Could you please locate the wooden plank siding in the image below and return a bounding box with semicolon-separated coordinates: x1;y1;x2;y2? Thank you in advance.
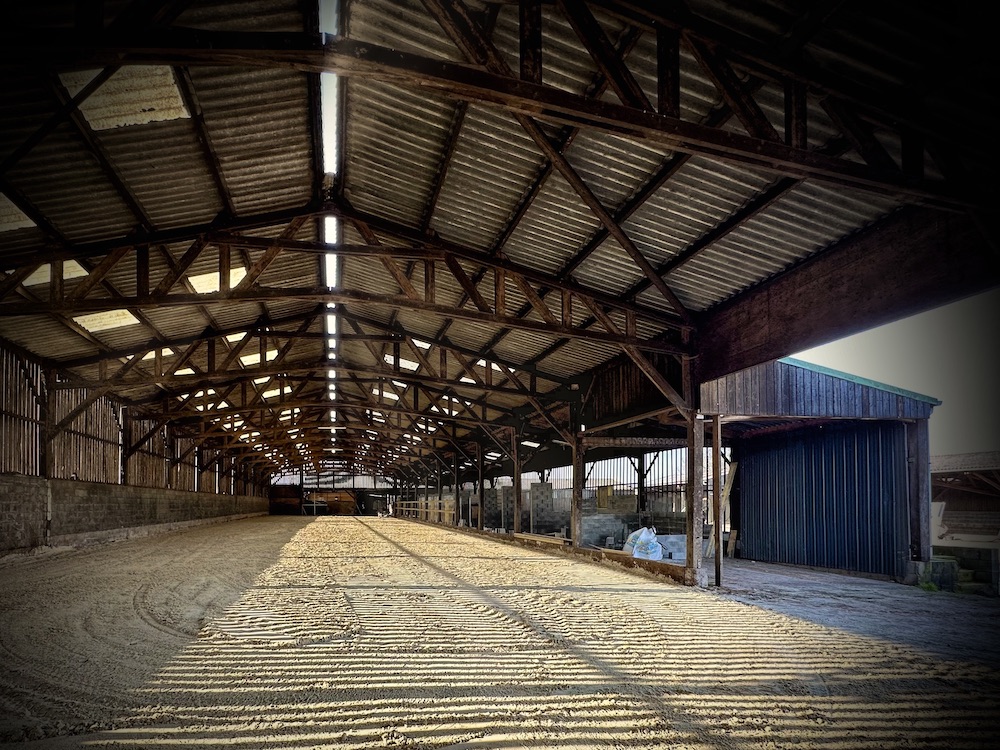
49;387;121;482
700;358;938;420
590;352;683;424
0;342;269;496
173;437;199;492
0;348;43;476
126;417;168;489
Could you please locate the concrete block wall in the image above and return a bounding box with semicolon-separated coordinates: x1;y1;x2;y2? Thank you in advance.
527;482;570;535
0;474;47;551
940;510;1000;536
482;487;498;527
483;487;514;531
652;511;687;535
582;513;639;549
0;474;268;553
605;494;638;513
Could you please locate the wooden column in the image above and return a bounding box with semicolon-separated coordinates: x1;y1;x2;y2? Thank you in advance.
711;413;723;587
685;415;706;586
477;442;485;530
512;428;523;534
437;462;443;524
453;452;460;525
571;434;584;547
637;451;646;513
424;471;431;521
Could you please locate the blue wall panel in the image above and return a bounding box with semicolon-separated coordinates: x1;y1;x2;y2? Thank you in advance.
739;422;910;578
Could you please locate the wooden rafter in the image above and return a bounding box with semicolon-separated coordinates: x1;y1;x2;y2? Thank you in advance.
1;29;973;210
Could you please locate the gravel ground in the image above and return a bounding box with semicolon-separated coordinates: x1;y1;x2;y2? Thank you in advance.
1;515;998;749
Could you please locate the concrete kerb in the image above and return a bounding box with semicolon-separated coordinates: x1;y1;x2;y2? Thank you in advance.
395;516;705;587
48;512;270;549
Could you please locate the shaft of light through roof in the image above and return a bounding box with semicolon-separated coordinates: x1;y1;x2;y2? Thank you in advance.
320;0;342;453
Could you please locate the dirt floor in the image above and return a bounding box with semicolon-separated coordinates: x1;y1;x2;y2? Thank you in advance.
1;515;998;749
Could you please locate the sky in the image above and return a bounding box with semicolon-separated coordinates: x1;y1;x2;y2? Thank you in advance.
792;286;1000;457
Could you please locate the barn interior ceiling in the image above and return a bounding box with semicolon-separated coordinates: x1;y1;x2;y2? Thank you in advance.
0;0;997;483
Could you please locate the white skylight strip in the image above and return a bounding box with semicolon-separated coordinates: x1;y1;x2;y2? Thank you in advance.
140;347;174;361
384;354;419;371
239;349;278;366
17;260;88;286
59;66;190;130
188;267;247;294
0;194;35;233
73;309;141;333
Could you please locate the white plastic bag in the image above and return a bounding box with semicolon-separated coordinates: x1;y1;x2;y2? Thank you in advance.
632;527;663;560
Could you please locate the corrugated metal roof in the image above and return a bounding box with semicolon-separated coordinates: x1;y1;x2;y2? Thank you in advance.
0;0;992;480
931;452;1000;474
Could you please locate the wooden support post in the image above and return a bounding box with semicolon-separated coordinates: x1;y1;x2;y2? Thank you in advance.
219;244;231;293
494;268;505;316
49;259;63;304
136;246;149;298
453;451;460;525
571;434;584;547
424;259;435;304
437;462;443;524
512;427;523;534
477;442;485;530
711;413;723;587
424;471;430;521
685;414;706;586
637;450;646;513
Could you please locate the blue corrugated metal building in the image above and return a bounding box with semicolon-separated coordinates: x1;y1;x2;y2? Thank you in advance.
701;358;940;580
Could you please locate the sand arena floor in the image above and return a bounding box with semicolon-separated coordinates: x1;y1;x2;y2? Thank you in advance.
1;515;998;749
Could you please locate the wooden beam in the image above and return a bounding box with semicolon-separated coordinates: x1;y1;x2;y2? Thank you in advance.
5;29;972;209
519;0;542;84
3;284;685;354
557;0;650;109
696;207;999;381
686;38;781;142
657;26;680;118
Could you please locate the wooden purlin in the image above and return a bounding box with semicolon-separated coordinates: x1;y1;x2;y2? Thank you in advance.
1;27;974;210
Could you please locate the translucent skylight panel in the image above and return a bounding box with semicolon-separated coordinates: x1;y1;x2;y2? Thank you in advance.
73;309;140;332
